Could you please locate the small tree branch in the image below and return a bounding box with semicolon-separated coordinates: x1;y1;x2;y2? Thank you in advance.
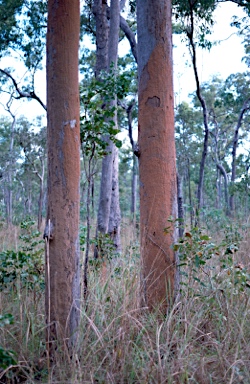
0;68;47;111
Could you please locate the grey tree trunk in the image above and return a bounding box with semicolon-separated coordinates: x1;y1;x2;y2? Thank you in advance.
96;0;121;252
93;0;109;75
186;2;209;219
6;116;15;227
108;145;121;251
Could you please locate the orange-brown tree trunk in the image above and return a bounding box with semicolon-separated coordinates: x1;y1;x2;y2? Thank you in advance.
45;0;81;349
137;0;178;313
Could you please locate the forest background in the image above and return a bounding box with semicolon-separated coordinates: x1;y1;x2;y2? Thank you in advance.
0;0;250;383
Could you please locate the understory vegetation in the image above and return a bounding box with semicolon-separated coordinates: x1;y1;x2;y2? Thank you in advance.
1;217;250;383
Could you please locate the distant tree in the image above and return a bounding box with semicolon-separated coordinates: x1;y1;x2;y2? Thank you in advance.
94;0;122;255
17;122;47;230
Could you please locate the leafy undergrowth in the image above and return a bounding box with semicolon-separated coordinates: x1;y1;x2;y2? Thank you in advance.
0;219;250;383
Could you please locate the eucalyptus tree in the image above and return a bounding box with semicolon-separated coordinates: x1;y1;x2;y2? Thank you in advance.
45;0;81;352
219;72;250;214
137;0;178;313
96;0;121;252
173;0;216;218
176;74;250;220
175;101;203;225
93;0;138;255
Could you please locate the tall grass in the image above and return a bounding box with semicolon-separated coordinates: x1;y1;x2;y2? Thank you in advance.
1;219;250;383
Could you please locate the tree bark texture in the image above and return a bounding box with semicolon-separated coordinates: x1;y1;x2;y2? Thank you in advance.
46;0;80;348
93;0;109;76
137;0;178;313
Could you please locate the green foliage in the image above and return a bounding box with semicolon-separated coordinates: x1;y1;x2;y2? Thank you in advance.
92;232;117;263
173;0;216;49
175;223;250;296
0;218;44;291
0;0;24;54
80;69;125;158
128;0;136;14
0;314;17;369
20;0;47;70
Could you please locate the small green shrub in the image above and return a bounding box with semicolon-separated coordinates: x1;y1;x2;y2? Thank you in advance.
0;218;44;291
175;224;250;296
0;314;17;370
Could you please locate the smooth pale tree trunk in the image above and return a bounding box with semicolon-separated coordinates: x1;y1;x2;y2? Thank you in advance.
45;0;80;350
126;100;138;222
95;0;121;252
108;145;121;249
216;163;229;213
6;116;15;227
106;0;121;251
137;0;178;313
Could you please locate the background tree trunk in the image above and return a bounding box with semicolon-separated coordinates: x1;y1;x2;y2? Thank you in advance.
6;116;15;227
45;0;81;350
96;0;121;252
230;98;250;214
137;0;178;313
187;8;209;217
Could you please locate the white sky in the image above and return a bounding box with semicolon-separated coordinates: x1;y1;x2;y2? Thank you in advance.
0;1;248;122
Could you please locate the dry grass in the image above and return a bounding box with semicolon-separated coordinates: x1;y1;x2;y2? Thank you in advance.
1;220;250;383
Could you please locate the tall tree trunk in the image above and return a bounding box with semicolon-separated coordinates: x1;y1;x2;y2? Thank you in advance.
125;100;138;222
216;163;229;213
45;0;80;351
186;2;209;217
96;0;121;251
137;0;178;313
6;116;15;227
93;0;109;76
108;145;121;250
230;98;250;214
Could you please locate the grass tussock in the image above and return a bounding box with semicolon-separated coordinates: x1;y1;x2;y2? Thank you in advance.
1;219;250;383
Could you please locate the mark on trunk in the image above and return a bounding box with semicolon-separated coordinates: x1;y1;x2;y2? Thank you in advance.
146;96;160;107
63;119;77;128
